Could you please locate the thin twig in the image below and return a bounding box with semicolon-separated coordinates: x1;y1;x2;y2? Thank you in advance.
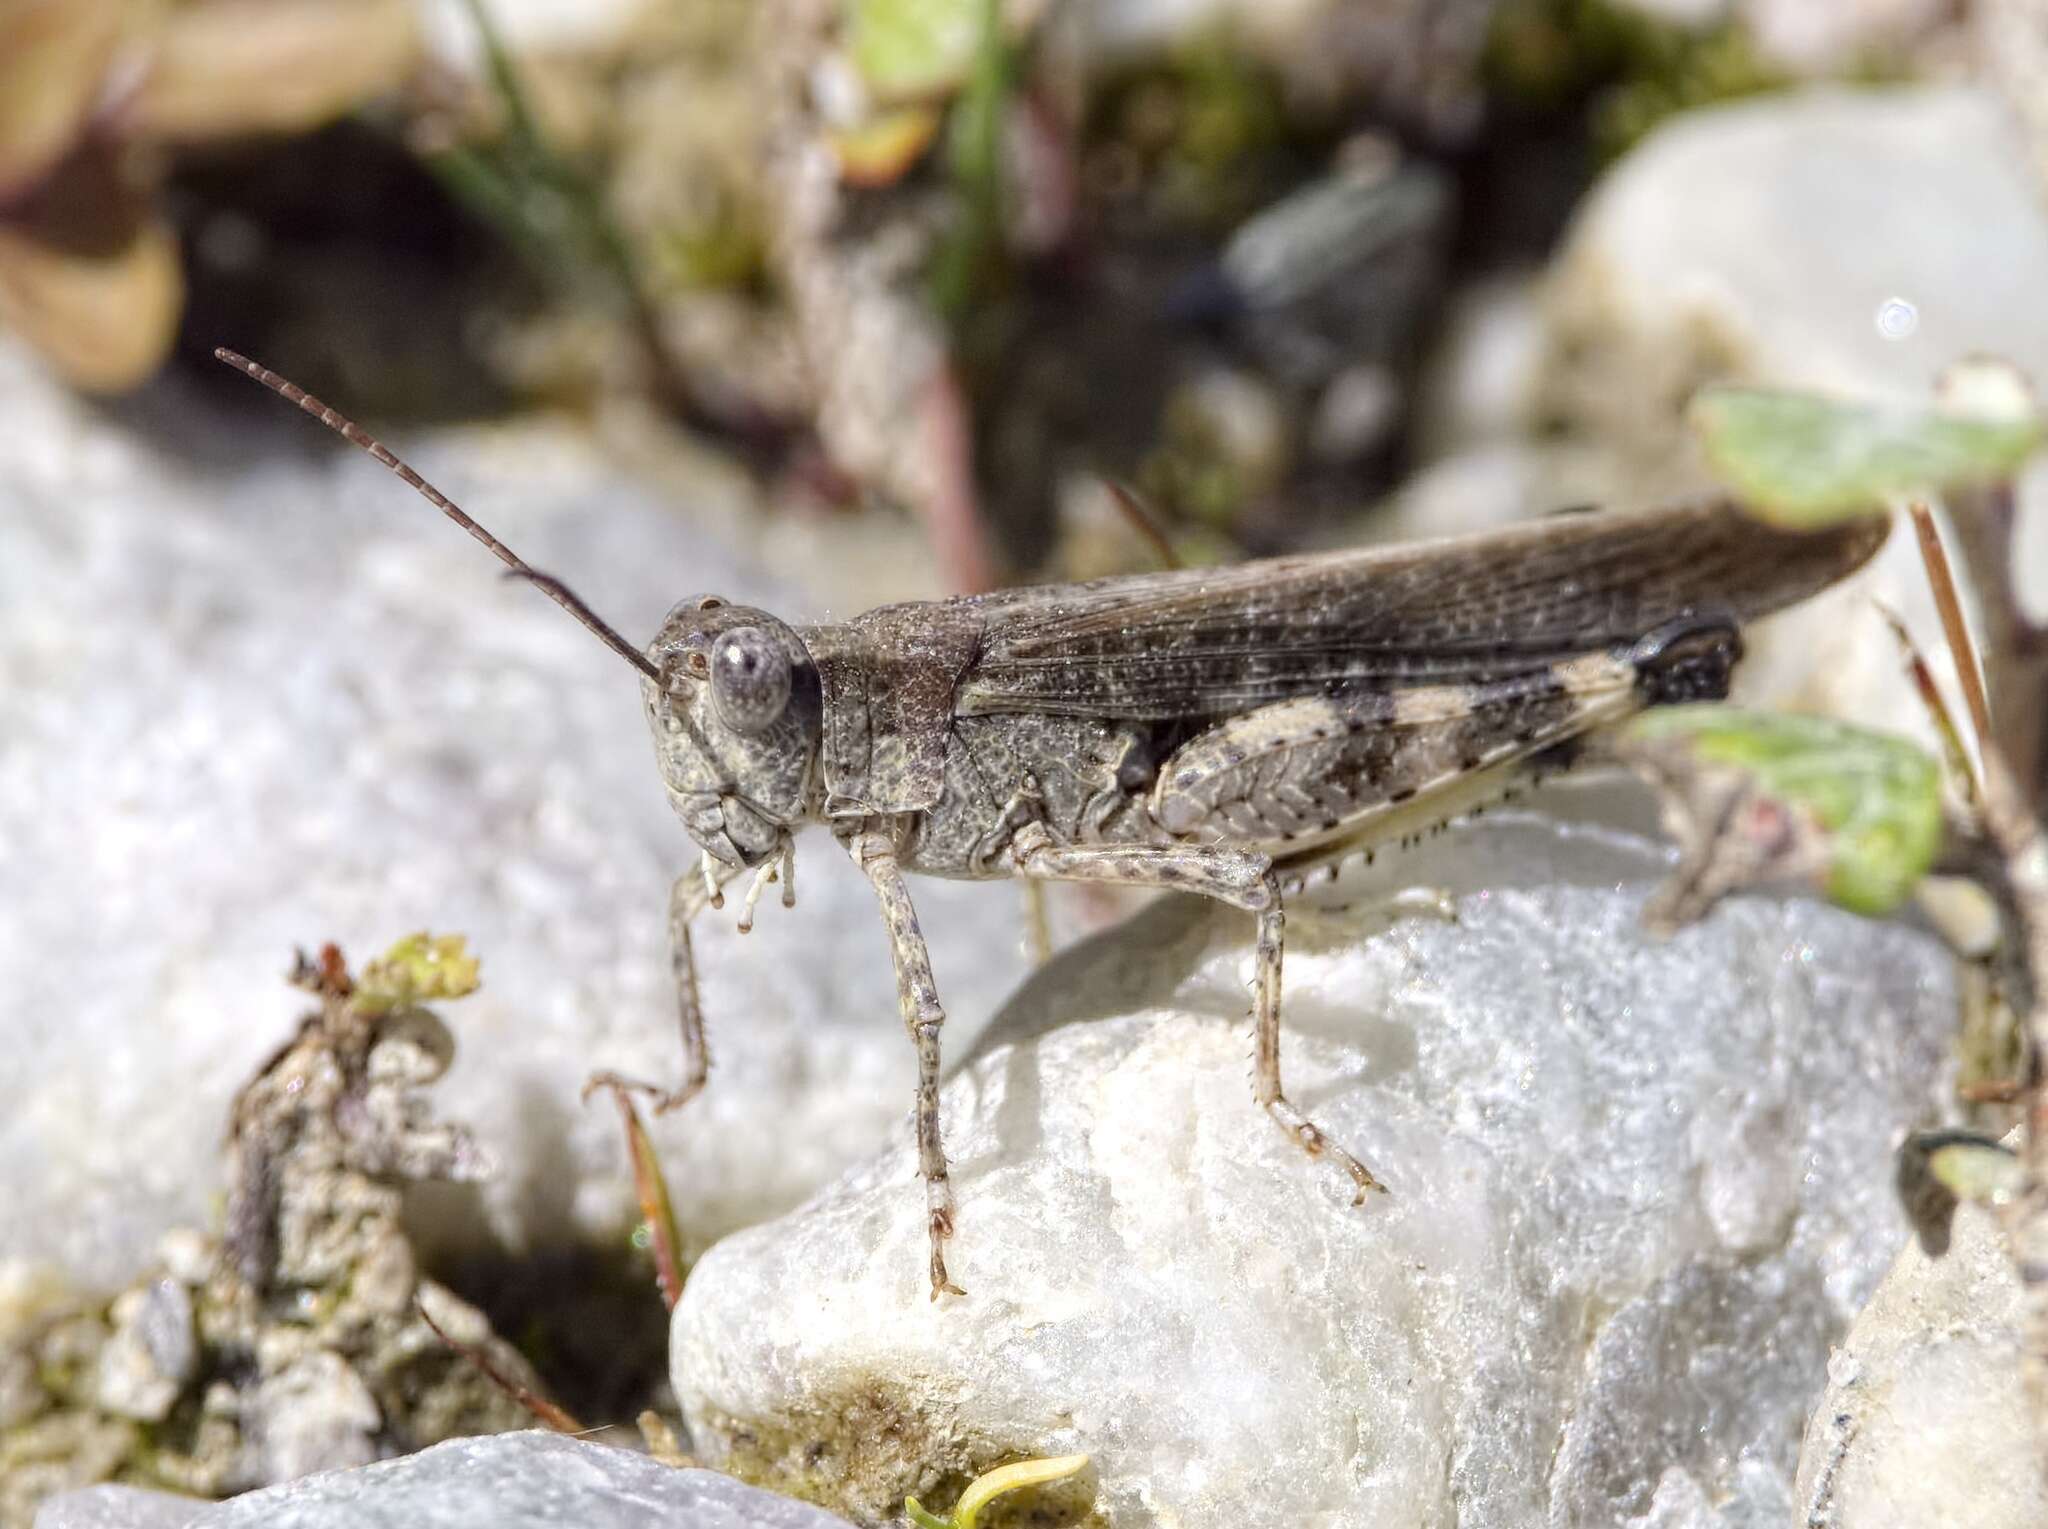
416;1300;587;1435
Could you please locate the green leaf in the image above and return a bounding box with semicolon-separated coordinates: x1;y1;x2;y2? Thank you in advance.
1689;366;2044;527
849;0;982;103
1619;707;1945;920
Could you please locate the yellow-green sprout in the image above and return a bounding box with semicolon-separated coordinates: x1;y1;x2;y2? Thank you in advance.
355;932;481;1014
904;1453;1091;1529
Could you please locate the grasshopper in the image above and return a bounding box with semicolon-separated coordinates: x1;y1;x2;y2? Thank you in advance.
217;348;1887;1299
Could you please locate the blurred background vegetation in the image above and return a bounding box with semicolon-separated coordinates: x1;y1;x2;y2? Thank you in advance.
0;0;2002;593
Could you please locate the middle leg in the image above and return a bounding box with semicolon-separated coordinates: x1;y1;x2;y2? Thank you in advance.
845;819;967;1301
1009;825;1386;1202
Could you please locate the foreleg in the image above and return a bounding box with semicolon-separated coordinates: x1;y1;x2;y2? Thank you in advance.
584;854;742;1113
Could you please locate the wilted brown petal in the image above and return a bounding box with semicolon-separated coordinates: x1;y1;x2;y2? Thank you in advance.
0;163;182;392
0;0;128;201
126;0;422;145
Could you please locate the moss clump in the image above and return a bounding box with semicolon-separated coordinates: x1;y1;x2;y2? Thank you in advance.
702;1382;1102;1528
1486;0;1792;157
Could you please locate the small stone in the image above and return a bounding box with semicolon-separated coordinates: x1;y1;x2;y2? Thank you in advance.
155;1231;215;1290
247;1351;381;1485
94;1280;196;1423
1307;364;1401;464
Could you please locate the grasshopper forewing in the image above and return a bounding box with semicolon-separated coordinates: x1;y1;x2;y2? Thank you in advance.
218;347;1888;1299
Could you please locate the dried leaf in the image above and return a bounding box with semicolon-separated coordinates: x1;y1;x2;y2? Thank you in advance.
0;0;126;199
1616;706;1944;928
128;0;422;144
599;1080;686;1312
1690;366;2045;528
829;105;943;187
0;183;181;393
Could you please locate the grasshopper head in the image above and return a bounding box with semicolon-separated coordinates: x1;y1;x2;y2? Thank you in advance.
643;596;821;869
210;350;823;876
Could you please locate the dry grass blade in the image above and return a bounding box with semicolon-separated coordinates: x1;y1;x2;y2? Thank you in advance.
1910;502;1994;760
1874;599;1977;804
1103;480;1182;571
597;1079;687;1311
416;1301;587;1435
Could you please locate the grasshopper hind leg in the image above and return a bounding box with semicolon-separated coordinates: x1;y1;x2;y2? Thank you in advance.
1007;825;1387;1205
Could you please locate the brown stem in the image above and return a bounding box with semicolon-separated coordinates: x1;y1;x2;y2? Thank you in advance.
1943;482;2048;805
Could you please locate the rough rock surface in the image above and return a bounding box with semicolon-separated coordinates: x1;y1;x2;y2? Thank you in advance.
1794;1197;2048;1527
32;1486;199;1529
34;1432;857;1529
672;796;1960;1527
0;341;1025;1291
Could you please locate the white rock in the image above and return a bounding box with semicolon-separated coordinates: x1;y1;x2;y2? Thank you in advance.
1546;87;2048;432
672;795;1959;1527
32;1484;203;1529
33;1431;857;1529
1794;1197;2048;1526
1539;85;2048;750
0;342;1026;1291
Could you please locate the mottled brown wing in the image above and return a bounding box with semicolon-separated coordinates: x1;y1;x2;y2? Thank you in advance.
953;501;1886;720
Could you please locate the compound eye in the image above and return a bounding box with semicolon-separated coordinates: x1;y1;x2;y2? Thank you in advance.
708;626;791;733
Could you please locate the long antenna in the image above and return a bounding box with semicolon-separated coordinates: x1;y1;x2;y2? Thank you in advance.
214;347;662;685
